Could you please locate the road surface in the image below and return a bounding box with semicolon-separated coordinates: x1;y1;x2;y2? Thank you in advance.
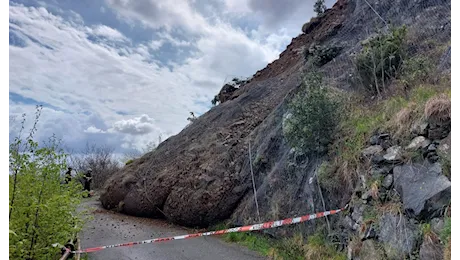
79;197;265;260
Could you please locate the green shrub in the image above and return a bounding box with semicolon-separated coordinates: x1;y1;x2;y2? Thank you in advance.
125;159;134;165
400;56;434;86
355;26;407;95
283;72;341;154
441;217;451;244
306;45;343;67
9;107;85;259
317;161;340;193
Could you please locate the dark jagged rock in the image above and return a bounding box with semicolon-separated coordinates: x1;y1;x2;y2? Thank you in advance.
393;162;450;219
378;213;418;259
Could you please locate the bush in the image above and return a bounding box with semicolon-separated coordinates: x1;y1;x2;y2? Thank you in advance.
317;161;340;193
283;72;341;154
355;26;407;95
9;107;85;259
400;56;434;87
305;44;342;67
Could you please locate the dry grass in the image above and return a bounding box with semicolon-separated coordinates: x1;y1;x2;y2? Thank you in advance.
377;201;403;215
388;102;417;139
444;237;451;260
348;235;363;257
369;180;380;200
424;93;451;125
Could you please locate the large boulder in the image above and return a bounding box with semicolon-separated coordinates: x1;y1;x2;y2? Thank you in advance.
393;162;451;218
378;213;419;259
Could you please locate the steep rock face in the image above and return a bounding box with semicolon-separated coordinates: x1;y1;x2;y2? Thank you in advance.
100;0;350;227
229;0;450;228
100;0;450;228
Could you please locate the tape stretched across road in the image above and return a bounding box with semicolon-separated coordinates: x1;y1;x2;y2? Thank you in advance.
70;205;347;254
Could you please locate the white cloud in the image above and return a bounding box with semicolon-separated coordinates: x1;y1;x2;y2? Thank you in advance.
148;39;164;50
223;0;251;13
91;25;127;41
110;114;157;135
105;0;208;34
9;0;312;153
157;31;191;47
84;126;106;133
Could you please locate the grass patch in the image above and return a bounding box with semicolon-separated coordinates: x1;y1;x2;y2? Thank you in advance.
363;207;378;223
223;232;275;256
440;154;451;179
330;83;449;192
212;223;346;260
441;217;451;245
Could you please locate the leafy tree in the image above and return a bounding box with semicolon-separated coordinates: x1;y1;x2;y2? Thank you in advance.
283;72;341;154
9;106;85;259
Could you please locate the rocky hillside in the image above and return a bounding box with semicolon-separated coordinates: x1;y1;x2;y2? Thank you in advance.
101;0;451;258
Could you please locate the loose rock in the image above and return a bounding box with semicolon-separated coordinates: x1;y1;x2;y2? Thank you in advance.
383;146;403;162
382;174;393;189
362;145;384;157
393;162;450;218
405;136;431;151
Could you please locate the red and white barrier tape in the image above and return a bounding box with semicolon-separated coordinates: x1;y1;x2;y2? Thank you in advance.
71;205;348;254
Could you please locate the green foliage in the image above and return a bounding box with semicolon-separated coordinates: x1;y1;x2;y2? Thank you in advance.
314;0;327;16
400;56;434;87
355;26;407;95
303;232;347;260
363;207;378;222
283;72;341;154
440;154;451;179
9;107;85;260
219;226;346;260
125;159;134;165
306;45;342;67
222;232;274;256
317;161;340;193
421;223;432;237
441;217;451;244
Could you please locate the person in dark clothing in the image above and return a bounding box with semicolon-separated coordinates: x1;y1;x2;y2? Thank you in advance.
64;167;72;184
84;169;92;192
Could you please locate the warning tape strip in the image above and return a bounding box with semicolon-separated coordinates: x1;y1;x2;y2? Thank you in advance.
70;205;347;254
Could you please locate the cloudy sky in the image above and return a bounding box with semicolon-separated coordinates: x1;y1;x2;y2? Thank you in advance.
9;0;335;154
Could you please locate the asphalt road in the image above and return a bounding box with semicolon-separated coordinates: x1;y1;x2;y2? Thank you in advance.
79;197;265;260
